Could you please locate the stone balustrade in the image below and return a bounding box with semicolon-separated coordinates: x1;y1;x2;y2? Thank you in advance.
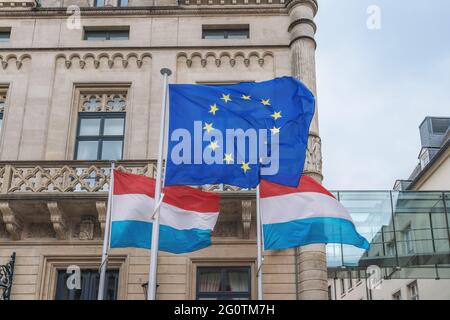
0;160;245;194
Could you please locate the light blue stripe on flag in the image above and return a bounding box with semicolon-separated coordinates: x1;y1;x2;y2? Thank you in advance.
110;220;212;254
263;217;370;250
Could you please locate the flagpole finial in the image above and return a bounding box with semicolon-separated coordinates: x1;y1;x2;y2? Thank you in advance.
160;68;172;76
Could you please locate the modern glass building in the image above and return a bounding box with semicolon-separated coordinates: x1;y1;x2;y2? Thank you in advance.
328;191;450;280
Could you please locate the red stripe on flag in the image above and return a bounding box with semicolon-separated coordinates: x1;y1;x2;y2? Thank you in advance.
113;169;155;198
260;175;335;199
163;186;220;213
113;170;220;213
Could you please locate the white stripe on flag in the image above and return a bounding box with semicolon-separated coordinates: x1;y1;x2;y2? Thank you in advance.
112;194;218;230
261;191;353;225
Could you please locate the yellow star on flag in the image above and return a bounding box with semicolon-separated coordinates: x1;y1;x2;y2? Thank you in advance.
270;126;280;135
221;94;232;103
208;140;219;151
209;104;219;115
241;95;251;101
203;122;214;133
223;153;234;164
241;162;251;173
271;111;282;120
261;99;271;106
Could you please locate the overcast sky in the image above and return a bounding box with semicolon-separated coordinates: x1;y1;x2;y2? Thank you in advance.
315;0;450;190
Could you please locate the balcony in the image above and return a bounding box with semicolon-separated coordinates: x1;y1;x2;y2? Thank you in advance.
0;160;255;242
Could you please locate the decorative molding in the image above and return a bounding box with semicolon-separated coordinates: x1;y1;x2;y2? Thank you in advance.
0;201;23;240
55;52;151;70
177;51;274;69
79;215;95;240
47;201;69;240
0;54;31;71
0;1;36;8
288;18;317;33
0;161;157;194
241;200;253;239
79;92;127;112
96;201;107;238
304;134;322;175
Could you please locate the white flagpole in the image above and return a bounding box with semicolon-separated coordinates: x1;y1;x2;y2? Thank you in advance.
256;184;264;300
147;68;172;300
98;161;115;300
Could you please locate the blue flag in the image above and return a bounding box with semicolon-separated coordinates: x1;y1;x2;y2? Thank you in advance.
165;76;315;188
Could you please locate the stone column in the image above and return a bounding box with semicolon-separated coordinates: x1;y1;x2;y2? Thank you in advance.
288;0;328;300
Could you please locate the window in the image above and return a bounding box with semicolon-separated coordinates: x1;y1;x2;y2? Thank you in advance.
118;0;129;6
75;92;127;161
202;25;249;39
407;281;419;300
392;290;402;300
75;113;125;160
84;27;129;40
94;0;105;7
55;269;119;300
0;29;11;42
196;267;251;300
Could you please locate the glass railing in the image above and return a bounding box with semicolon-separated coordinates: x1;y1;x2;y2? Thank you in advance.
327;191;450;275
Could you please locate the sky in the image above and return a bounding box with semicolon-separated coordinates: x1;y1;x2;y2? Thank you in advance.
315;0;450;190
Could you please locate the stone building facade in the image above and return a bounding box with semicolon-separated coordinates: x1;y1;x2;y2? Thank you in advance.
0;0;325;300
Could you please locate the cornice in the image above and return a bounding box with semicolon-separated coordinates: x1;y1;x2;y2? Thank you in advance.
0;44;290;52
289;35;317;49
288;17;317;33
0;5;290;18
286;0;318;16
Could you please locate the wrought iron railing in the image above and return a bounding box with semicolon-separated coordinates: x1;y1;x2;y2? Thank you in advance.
0;252;16;300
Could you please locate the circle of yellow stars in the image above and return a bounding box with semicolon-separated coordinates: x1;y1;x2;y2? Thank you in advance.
202;92;282;174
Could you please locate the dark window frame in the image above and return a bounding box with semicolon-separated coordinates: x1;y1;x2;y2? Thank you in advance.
75;112;125;161
0;29;11;42
55;268;119;300
196;266;251;300
83;28;130;41
202;25;250;39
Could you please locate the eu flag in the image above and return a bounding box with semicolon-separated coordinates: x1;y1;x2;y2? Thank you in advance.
165;77;315;188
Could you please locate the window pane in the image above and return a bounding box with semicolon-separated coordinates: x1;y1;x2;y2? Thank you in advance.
55;269;118;300
95;0;105;7
109;31;129;40
85;31;108;41
79;118;101;136
101;140;123;160
226;270;249;292
198;270;222;293
76;141;99;160
203;30;226;39
0;31;11;42
104;118;124;136
227;29;249;39
118;0;129;6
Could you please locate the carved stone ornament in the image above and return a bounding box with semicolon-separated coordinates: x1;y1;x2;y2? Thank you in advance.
304;135;322;174
48;201;69;240
96;201;107;238
0;202;23;240
79;215;95;240
241;200;252;239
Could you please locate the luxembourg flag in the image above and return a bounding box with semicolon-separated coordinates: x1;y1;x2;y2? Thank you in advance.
110;170;220;254
260;176;369;250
